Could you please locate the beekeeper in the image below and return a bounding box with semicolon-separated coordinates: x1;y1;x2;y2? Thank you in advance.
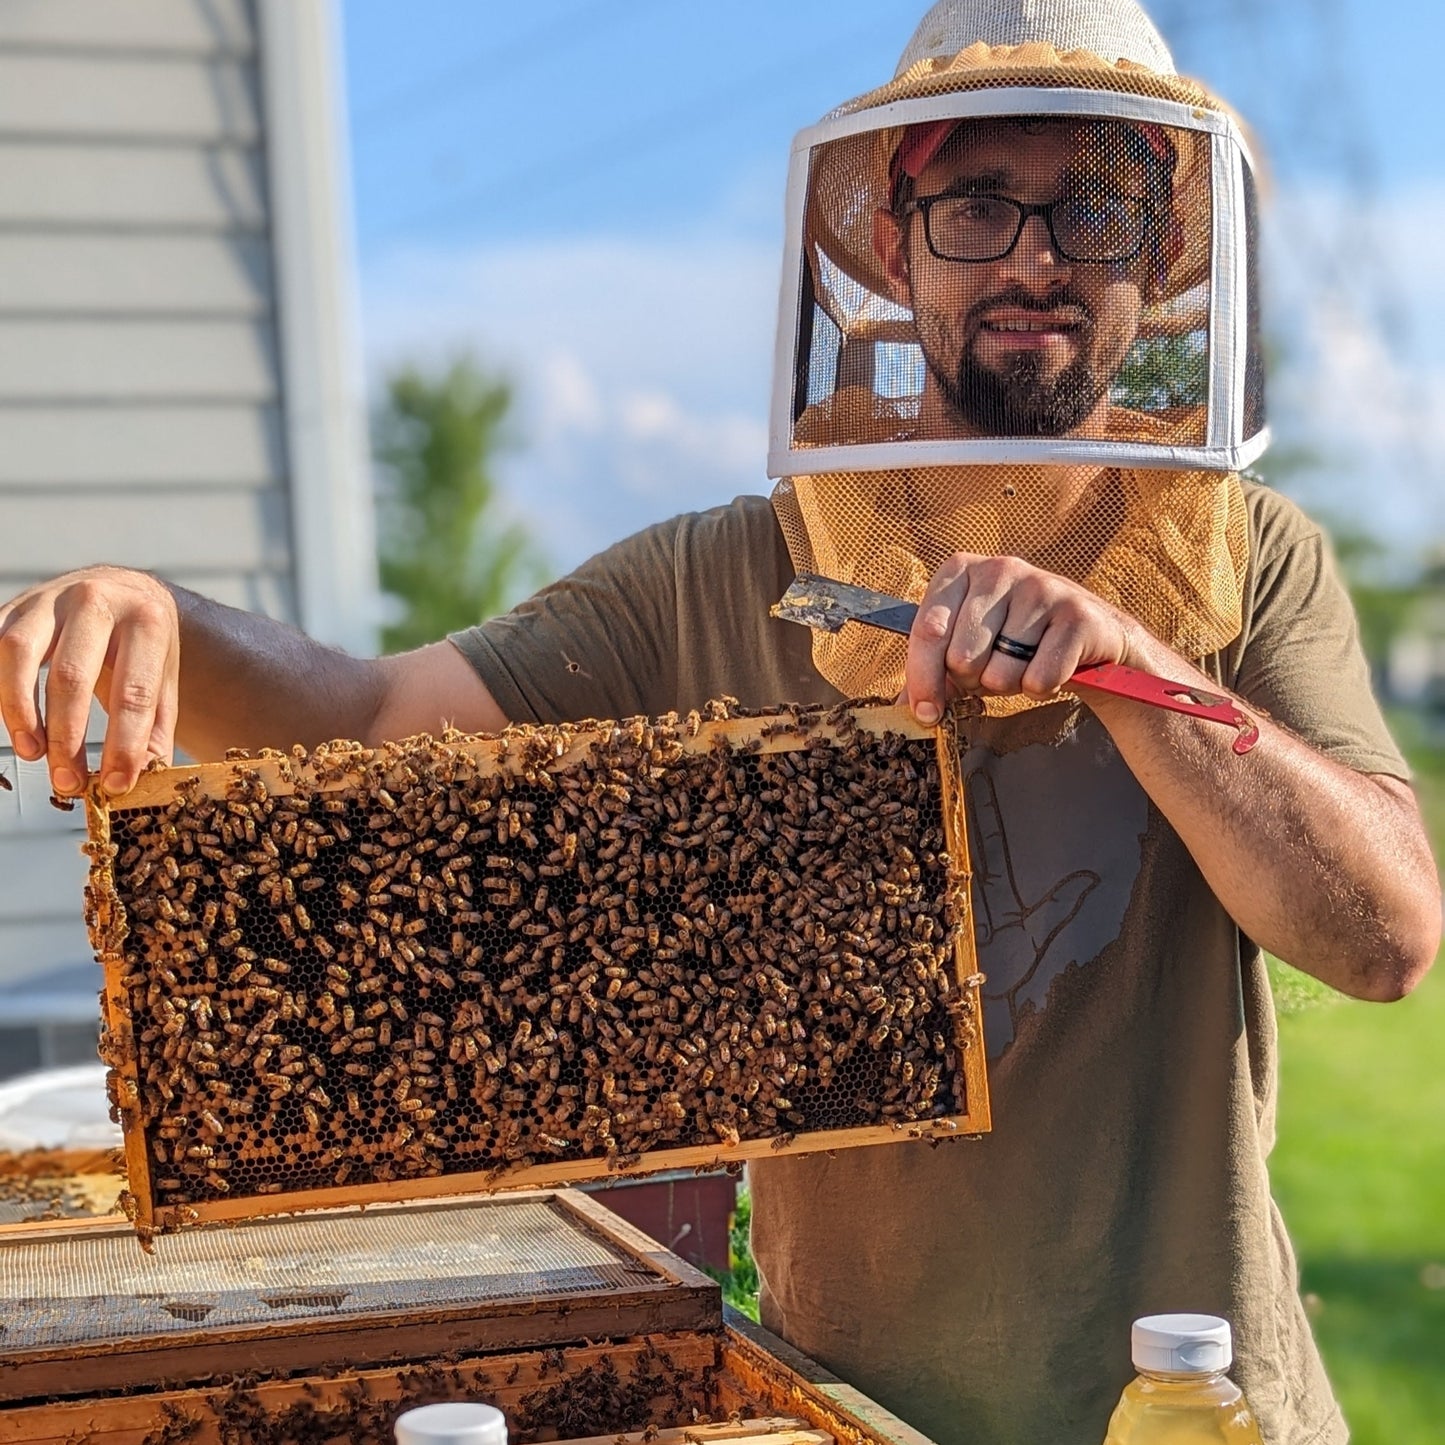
0;1;1435;1442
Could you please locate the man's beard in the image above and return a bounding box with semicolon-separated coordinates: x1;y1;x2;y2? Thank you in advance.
945;347;1102;435
924;289;1109;436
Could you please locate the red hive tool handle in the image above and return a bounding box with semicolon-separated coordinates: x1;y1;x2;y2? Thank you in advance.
1070;662;1260;754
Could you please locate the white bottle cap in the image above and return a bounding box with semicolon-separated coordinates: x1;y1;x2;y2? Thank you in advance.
1131;1314;1233;1374
394;1402;508;1445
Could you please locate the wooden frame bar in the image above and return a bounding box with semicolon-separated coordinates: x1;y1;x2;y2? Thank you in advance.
719;1311;937;1445
98;707;933;811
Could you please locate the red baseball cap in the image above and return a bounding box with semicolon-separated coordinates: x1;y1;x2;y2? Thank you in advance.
888;117;1176;196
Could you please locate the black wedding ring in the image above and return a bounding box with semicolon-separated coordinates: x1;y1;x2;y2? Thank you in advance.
992;634;1039;662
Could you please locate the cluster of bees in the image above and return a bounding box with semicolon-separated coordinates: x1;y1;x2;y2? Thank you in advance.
92;703;975;1207
0;1167;94;1221
510;1344;706;1442
151;1342;706;1445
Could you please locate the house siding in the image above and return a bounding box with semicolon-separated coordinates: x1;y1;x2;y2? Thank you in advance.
0;0;305;1055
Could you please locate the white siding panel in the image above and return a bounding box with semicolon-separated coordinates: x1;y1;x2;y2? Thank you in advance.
0;404;284;486
0;234;271;315
0;55;259;143
0;319;278;400
0;486;291;574
0;568;296;623
0;692;119;753
0;759;18;833
0;0;255;55
0;756;90;836
0;143;265;228
0;0;330;1006
167;568;297;619
0;835;88;924
0;920;95;987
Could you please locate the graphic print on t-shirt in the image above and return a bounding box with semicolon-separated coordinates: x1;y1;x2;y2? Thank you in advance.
964;720;1149;1057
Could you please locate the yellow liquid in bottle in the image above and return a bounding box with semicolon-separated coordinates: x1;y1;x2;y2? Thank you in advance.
1102;1371;1266;1445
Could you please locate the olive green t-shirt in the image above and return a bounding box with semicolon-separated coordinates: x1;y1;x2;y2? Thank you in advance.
451;482;1405;1445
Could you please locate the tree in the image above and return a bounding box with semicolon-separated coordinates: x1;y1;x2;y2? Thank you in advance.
1110;330;1208;412
1316;521;1424;681
372;356;548;654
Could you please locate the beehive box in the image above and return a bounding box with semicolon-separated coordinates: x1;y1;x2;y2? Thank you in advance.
0;1329;928;1445
85;701;988;1238
0;1191;720;1402
0;1190;934;1445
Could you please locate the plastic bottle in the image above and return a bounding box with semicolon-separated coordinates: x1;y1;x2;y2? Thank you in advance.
394;1402;508;1445
1102;1314;1266;1444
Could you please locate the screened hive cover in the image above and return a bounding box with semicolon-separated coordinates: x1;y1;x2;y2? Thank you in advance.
0;1192;720;1399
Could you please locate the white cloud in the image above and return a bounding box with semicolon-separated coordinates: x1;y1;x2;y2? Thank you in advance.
361;231;781;579
1261;182;1445;542
539;351;604;434
618;392;680;441
360;180;1445;588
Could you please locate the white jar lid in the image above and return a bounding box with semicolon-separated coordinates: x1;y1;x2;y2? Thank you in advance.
1131;1314;1233;1373
394;1402;508;1445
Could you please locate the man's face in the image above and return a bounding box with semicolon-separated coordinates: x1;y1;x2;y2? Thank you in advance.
875;120;1154;437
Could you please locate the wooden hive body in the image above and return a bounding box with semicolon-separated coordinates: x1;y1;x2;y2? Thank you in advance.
0;1190;936;1445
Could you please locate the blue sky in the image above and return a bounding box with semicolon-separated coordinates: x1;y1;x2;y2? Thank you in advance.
342;0;1445;578
344;0;1445;251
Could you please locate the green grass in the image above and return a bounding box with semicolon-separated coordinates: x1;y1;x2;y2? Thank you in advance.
1267;953;1343;1016
1272;974;1445;1443
708;1184;760;1321
1268;714;1445;1444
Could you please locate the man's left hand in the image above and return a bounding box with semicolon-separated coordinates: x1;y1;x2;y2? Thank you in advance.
905;551;1140;723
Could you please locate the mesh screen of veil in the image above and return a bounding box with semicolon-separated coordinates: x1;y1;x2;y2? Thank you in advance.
768;72;1264;707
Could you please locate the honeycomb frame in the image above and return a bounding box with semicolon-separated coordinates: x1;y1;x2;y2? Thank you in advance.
85;701;989;1237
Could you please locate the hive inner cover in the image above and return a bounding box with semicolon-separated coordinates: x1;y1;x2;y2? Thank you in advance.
0;1195;676;1353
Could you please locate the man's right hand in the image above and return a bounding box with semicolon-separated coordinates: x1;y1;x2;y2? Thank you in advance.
0;566;179;800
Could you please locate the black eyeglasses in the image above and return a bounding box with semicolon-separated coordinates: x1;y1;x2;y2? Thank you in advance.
900;191;1152;264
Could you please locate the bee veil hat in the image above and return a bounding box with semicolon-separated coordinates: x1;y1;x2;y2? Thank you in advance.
769;0;1266;708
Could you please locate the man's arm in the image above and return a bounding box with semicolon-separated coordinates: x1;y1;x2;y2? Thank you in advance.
0;566;508;797
1084;639;1438;1001
904;552;1441;1002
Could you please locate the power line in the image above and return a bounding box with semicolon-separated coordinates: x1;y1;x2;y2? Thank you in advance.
352;0;664;134
371;14;904;241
